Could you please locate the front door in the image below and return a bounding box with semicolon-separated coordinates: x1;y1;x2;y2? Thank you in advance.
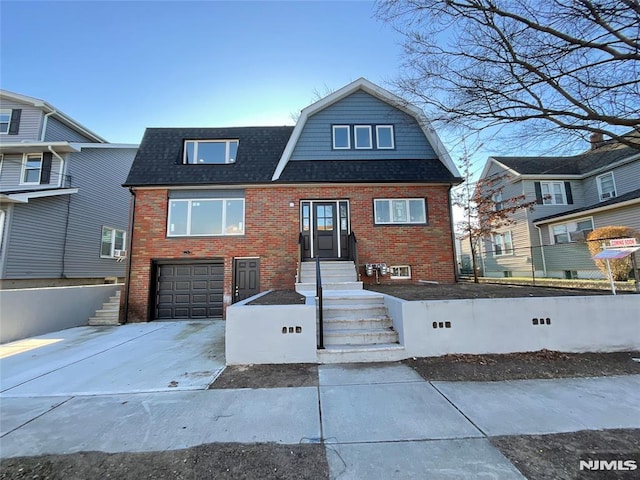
314;202;338;258
233;258;260;303
301;200;350;260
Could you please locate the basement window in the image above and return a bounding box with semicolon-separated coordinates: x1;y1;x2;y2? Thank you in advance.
390;265;411;279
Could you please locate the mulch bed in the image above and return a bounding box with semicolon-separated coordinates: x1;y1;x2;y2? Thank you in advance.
210;364;318;389
247;290;306;305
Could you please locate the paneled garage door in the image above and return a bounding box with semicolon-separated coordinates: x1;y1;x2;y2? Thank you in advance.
155;262;224;319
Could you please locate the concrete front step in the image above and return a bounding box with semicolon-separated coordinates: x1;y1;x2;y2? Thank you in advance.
322;294;384;306
324;328;398;346
295;281;363;293
300;274;356;284
88;316;120;326
323;305;388;320
317;344;407;364
324;316;393;330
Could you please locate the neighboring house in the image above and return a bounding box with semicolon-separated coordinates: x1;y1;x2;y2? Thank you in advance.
0;90;137;288
472;134;640;279
122;78;462;322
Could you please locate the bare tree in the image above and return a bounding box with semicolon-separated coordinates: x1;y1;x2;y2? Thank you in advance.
377;0;640;150
454;148;537;282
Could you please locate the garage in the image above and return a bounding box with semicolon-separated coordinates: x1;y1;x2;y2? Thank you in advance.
154;261;224;319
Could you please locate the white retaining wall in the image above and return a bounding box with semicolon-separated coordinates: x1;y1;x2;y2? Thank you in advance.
0;284;120;344
225;296;317;365
384;295;640;357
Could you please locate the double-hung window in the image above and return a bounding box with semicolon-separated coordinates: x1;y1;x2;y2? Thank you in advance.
0;109;11;134
22;153;43;184
374;198;427;225
540;181;566;205
101;227;126;258
551;218;593;244
184;140;238;164
493;231;513;256
168;198;245;236
596;172;616;201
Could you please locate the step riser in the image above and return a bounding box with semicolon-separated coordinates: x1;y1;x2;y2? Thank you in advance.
318;349;407;364
300;276;356;283
324;318;393;330
322;297;383;306
88;318;120;326
324;307;387;320
94;310;120;317
324;334;399;346
295;282;363;293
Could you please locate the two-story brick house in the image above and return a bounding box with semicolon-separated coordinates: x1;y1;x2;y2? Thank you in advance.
474;134;640;279
122;78;462;322
0;90;137;288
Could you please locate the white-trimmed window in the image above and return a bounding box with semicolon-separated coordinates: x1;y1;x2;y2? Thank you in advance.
540;181;566;205
493;231;513;256
101;226;126;258
390;265;411;279
551;218;593;244
0;109;11;134
492;191;504;211
332;125;350;149
376;125;394;149
184;140;238;164
21;153;43;184
168;198;245;236
354;125;372;149
596;172;616;201
374;198;427;225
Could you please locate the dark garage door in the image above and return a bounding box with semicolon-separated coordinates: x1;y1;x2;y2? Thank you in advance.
155;262;224;319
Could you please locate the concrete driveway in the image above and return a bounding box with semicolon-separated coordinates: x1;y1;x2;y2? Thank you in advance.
0;321;225;397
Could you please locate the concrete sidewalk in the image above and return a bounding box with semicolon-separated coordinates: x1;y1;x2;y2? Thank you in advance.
1;322;639;479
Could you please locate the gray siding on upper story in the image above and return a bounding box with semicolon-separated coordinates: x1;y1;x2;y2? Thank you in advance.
592;203;640;231
524;179;586;221
0;100;43;142
0;153;66;191
61;146;136;278
44;117;96;143
581;160;640;206
2;195;67;279
1;146;136;280
290;90;436;161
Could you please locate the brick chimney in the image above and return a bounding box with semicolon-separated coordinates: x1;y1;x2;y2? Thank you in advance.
590;132;604;150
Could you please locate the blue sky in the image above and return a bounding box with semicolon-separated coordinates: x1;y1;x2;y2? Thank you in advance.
2;1;407;145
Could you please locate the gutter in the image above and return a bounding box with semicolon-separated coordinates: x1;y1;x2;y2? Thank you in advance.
47;145;66;188
41;109;56;142
122;187;136;324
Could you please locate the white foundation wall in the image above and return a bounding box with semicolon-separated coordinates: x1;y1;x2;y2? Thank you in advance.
385;295;640;357
225;303;317;365
0;284;120;344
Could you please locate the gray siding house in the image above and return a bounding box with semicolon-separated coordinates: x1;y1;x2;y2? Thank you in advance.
469;135;640;279
0;90;137;288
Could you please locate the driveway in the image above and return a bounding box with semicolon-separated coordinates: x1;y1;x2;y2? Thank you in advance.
0;320;225;397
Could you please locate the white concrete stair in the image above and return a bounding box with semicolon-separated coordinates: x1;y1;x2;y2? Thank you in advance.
296;261;361;293
88;289;121;326
317;292;404;363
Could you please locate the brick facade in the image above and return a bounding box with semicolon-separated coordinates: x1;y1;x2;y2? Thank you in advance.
123;184;456;322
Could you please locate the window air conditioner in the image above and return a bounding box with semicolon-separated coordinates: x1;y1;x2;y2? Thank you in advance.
114;249;127;258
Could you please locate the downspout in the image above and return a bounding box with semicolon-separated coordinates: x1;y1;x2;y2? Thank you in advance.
535;225;547;277
122;188;136;324
447;185;459;282
48;145;66;188
41;109;56;142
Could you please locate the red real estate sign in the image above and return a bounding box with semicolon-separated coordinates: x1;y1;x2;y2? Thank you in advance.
609;238;638;247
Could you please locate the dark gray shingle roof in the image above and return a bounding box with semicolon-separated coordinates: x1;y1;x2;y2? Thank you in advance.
534;187;640;224
493;146;638;176
124;127;461;186
124;127;294;186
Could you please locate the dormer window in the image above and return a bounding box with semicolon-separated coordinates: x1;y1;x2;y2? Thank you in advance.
354;125;372;149
332;125;350;149
184;140;238;164
596;172;616;201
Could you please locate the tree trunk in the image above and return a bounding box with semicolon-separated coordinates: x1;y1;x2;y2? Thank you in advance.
469;236;479;283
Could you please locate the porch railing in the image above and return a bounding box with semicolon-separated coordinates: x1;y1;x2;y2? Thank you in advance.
316;255;324;349
297;233;304;283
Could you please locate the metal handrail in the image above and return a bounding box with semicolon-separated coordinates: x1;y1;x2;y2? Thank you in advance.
297;233;304;283
349;232;360;280
316;255;324;349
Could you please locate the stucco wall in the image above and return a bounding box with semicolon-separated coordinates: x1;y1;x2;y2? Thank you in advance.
0;284;119;344
384;295;640;357
225;299;317;365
